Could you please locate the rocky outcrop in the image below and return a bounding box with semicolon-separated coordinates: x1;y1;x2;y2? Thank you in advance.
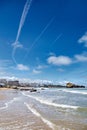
18;87;37;92
66;82;85;88
30;88;37;92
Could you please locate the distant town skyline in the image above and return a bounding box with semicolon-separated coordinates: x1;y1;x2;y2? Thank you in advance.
0;0;87;85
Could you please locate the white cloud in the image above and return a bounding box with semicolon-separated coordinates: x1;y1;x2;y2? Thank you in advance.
75;53;87;62
33;69;41;74
47;55;72;66
16;64;29;71
78;32;87;47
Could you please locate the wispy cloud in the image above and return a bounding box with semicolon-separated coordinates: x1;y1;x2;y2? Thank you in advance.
12;0;33;64
78;32;87;47
49;52;56;56
74;53;87;62
33;69;41;74
57;68;65;72
0;59;14;77
0;71;7;75
16;64;30;71
0;66;8;76
0;59;11;63
47;55;72;66
32;64;48;74
36;65;48;69
0;59;13;69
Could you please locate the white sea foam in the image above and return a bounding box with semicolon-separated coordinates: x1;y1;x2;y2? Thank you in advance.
0;97;20;110
62;89;87;95
24;102;61;130
22;92;78;109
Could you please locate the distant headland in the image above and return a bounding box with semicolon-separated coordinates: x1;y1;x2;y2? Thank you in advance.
66;82;85;88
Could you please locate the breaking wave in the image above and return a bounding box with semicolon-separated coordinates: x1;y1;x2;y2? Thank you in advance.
22;92;78;109
24;102;70;130
62;89;87;95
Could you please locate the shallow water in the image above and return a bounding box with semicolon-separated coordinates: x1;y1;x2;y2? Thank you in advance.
0;88;87;130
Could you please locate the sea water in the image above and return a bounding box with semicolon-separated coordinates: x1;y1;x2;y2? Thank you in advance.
0;88;87;130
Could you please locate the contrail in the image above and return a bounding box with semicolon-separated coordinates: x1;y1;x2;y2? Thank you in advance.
51;33;62;46
12;0;33;64
15;0;33;44
23;17;55;61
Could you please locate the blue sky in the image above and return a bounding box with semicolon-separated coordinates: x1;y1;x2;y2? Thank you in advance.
0;0;87;85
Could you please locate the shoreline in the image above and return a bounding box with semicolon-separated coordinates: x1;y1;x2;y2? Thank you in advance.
0;88;87;130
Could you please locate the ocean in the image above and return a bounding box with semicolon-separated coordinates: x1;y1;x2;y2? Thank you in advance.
0;88;87;130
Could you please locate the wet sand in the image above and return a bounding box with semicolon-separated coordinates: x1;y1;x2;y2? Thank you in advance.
0;89;52;130
0;88;7;100
0;89;87;130
0;88;12;100
0;95;5;100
